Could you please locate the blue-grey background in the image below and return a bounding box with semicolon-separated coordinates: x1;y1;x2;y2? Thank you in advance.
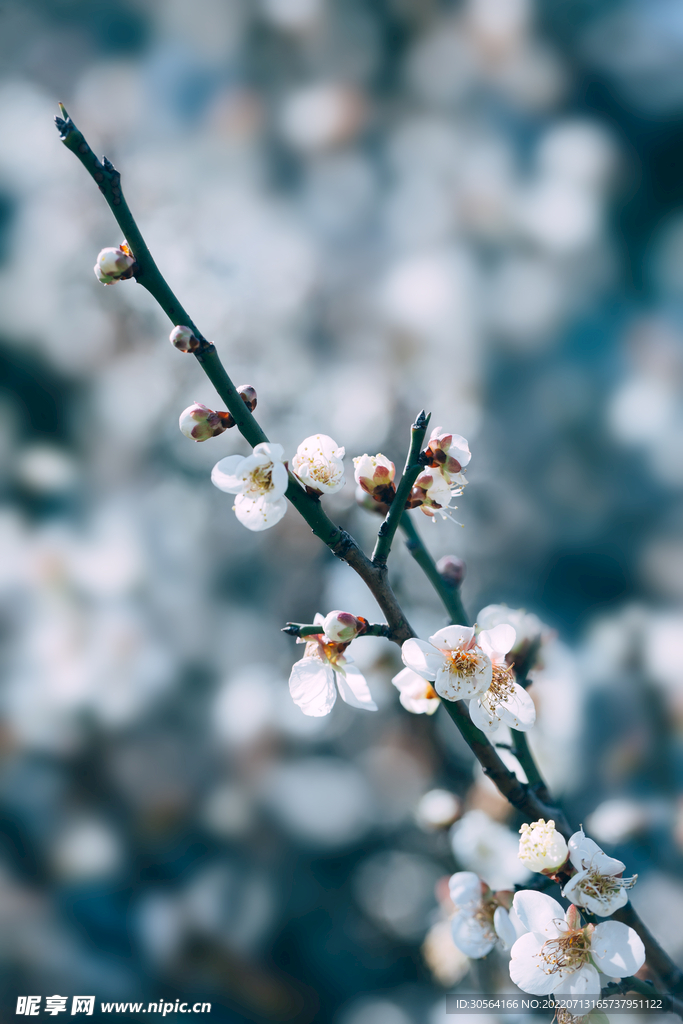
0;1;682;1021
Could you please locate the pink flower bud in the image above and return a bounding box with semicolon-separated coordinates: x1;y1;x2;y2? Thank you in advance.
322;610;364;643
94;246;135;284
179;402;230;442
436;555;466;585
352;453;396;497
170;325;200;353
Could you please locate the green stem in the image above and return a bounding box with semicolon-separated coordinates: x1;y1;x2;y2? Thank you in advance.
399;511;470;625
372;411;430;565
511;730;545;790
440;700;572;835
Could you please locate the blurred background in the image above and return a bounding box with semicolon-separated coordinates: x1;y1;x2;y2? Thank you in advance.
0;0;682;1020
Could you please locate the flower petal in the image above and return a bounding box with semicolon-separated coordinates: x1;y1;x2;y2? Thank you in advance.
497;682;536;731
401;639;441;681
553;964;601;999
451;913;497;958
288;657;336;716
233;494;287;531
591;921;645;977
469;697;499;734
448;871;482;909
494;906;517;949
335;665;377;711
270;460;289;497
509;932;559;994
211;455;246;493
429;625;475;651
568;830;625;875
392;667;440;714
254;442;285;462
512;891;565;939
478;624;516;659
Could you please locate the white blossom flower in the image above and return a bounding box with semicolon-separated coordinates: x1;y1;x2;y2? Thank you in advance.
291;434;345;494
518;819;569;873
469;624;536;734
413;467;464;522
391;666;441;715
562;829;638;917
288;614;377;717
401;625;491;701
424;427;471;484
448;871;525;958
211;443;288;531
94;246;135;284
510;891;645;999
353;453;396;496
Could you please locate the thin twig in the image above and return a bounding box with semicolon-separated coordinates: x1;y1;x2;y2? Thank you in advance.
372;411;430;565
54;106;415;646
399;511;470;625
441;700;573;834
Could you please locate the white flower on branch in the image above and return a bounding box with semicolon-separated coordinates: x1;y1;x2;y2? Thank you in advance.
288;614;377;717
413;467;464;522
94;246;135;284
518;819;569;873
468;624;536;734
179;402;230;442
509;891;645;998
291;434;345;494
211;442;288;531
424;427;471;485
400;625;491;701
391;666;441;715
448;871;525;958
561;829;638;917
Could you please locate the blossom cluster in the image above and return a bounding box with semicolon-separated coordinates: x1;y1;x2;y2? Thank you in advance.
396;617;536;734
519;819;638;916
443;822;642;1003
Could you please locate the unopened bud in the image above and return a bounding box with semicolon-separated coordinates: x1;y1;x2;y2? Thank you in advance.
179;402;231;442
355;484;389;515
437;555;466;585
518;819;569;873
322;610;364;643
170;325;200;353
94;246;135;285
353;453;395;495
237;384;257;412
220;385;258;429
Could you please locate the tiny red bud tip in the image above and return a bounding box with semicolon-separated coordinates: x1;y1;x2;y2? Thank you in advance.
436;555;466;584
